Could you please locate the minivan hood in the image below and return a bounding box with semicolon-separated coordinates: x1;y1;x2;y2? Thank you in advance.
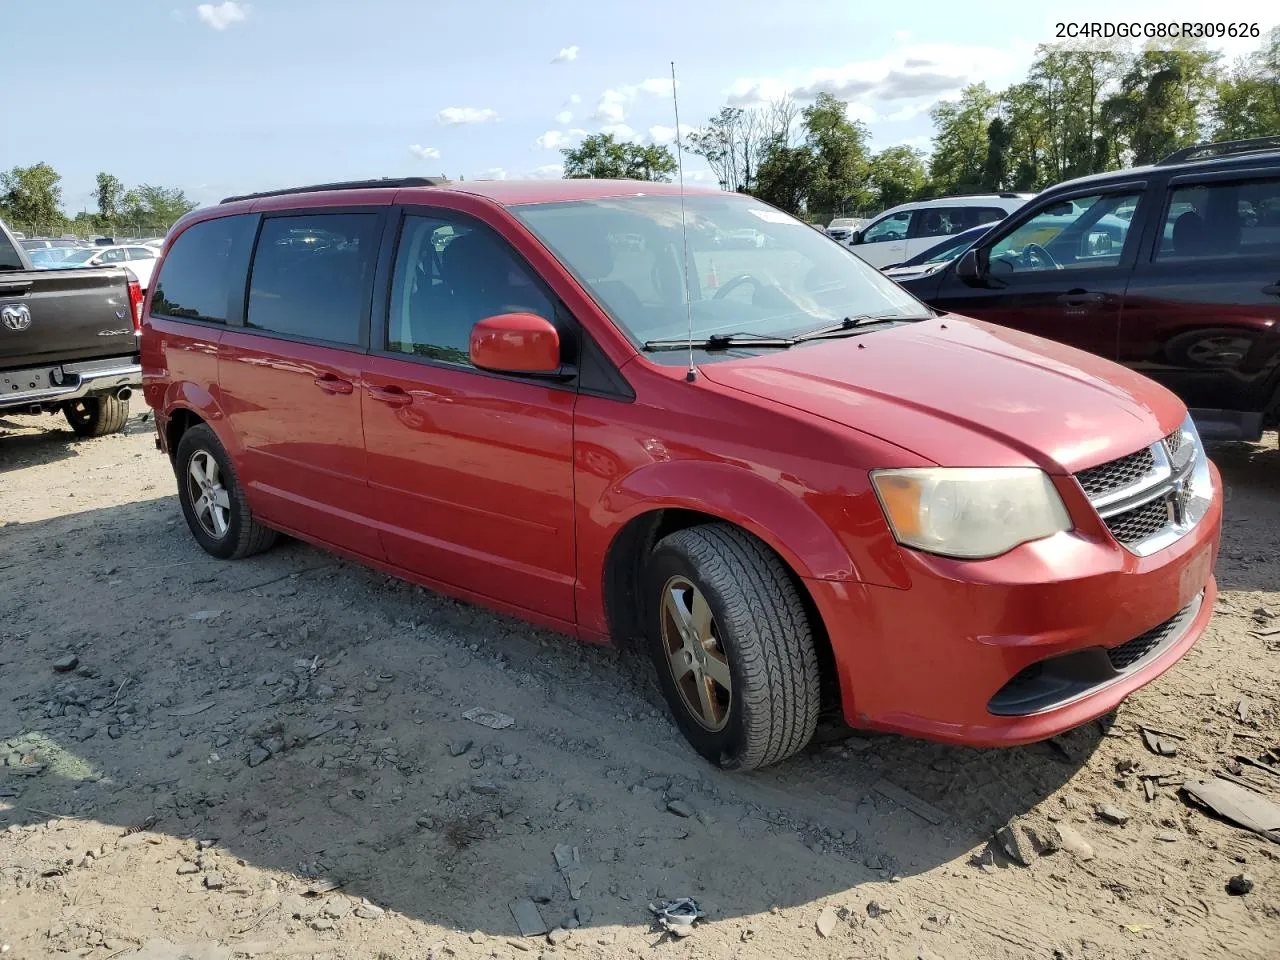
699;316;1185;473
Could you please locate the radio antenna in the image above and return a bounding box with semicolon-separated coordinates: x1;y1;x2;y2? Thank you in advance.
670;61;697;383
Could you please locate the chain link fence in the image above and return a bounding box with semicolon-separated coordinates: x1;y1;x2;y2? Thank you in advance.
7;221;172;241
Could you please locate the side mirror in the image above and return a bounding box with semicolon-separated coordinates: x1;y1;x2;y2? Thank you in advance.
469;312;561;376
954;248;984;280
847;229;862;245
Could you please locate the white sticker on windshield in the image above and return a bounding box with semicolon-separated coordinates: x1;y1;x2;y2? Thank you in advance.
746;208;796;224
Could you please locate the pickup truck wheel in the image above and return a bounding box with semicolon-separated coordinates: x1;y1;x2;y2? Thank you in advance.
63;396;129;437
646;523;821;770
175;425;277;560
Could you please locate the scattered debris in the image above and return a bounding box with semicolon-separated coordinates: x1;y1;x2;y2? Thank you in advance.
188;610;223;621
509;897;549;937
1227;873;1255;896
873;778;946;825
1096;803;1132;826
1237;698;1253;723
1053;824;1095;862
462;706;515;730
471;780;500;796
994;824;1033;866
51;654;78;673
448;739;473;757
546;927;572;946
1182;779;1280;842
203;872;224;890
1143;779;1156;802
1154;830;1181;842
649;898;702;937
816;906;839;938
304;878;342;896
176;862;200;875
552;843;590;900
168;701;216;717
867;900;892;918
354;902;384;920
666;799;694;818
1141;727;1178;757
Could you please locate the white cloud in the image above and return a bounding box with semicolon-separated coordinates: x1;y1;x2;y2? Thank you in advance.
482;167;508;180
437;106;500;125
726;43;1029;108
590;78;675;124
894;30;911;42
552;45;579;63
600;122;637;140
884;102;933;123
647;123;695;145
555;109;573;125
408;144;441;160
196;1;248;30
893;134;933;152
535;130;571;150
568;93;582;105
529;164;565;179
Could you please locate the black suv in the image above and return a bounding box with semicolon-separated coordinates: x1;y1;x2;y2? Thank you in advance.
896;136;1280;443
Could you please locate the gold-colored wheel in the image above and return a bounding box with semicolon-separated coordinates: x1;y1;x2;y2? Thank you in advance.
659;575;733;732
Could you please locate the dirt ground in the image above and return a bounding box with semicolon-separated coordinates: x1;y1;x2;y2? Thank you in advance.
1;410;1278;960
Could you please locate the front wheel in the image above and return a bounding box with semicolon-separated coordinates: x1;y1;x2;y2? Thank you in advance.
63;395;130;437
174;424;277;560
646;524;821;770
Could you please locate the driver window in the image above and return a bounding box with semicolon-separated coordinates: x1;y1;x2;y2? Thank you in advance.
860;212;910;244
989;192;1141;273
388;214;556;367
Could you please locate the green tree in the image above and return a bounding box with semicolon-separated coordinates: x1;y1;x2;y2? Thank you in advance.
94;172;124;222
753;144;817;215
1213;26;1280;139
801;92;873;220
120;184;197;228
561;134;676;181
1101;44;1220;165
981;117;1012;191
0;162;64;228
928;84;999;195
867;146;927;208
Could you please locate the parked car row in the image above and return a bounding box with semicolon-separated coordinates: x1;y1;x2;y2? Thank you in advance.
137;167;1223;771
26;243;160;288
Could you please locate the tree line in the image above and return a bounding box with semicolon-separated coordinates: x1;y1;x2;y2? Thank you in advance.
0;165;197;237
560;29;1279;225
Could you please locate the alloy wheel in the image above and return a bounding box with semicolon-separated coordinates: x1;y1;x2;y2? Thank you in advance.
659;575;733;731
187;450;231;539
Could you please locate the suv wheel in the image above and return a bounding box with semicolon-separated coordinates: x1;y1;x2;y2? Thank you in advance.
646;523;821;770
63;395;129;437
175;424;277;560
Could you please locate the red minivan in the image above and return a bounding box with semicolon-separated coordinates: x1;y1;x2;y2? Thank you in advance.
141;177;1222;770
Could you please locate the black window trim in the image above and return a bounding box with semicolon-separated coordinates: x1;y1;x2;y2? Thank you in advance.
1147;168;1280;265
369;203;617;398
972;181;1151;275
239;205;388;352
148;212;261;329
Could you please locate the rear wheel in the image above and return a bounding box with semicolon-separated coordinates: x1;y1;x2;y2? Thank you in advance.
63;395;130;437
645;523;821;770
175;424;277;560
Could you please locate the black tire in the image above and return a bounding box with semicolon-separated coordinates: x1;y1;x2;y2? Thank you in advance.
645;523;821;770
63;395;130;437
174;424;277;560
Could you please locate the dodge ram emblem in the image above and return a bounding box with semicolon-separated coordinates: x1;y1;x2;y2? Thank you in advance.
1;303;32;332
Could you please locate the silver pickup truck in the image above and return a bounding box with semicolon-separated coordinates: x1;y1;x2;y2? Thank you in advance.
1;218;143;436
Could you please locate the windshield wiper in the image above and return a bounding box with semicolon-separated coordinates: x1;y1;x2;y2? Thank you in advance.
643;332;796;352
793;313;929;343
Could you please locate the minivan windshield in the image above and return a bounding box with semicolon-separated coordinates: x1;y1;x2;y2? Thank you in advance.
513;194;929;346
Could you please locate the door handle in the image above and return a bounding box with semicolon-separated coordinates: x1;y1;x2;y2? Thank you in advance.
367;384;413;407
1057;289;1106;306
313;374;354;395
1262;282;1280;297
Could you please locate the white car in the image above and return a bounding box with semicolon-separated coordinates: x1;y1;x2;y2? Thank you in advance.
844;194;1033;268
54;243;161;289
826;217;865;241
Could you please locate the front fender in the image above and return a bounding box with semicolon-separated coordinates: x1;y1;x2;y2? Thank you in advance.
596;459;858;582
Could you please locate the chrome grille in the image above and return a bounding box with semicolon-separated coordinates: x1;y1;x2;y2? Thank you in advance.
1074;424;1209;557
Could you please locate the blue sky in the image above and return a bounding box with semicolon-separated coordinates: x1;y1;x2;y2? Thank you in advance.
2;0;1274;212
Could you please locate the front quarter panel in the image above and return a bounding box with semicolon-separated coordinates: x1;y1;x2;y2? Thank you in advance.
572;361;930;639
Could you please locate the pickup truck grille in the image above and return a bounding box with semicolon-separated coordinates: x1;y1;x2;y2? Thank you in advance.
1074;424;1208;557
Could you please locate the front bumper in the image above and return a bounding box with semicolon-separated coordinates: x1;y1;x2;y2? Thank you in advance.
0;356;141;412
808;461;1223;746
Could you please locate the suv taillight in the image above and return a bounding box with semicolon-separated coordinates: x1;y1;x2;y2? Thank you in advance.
127;280;144;334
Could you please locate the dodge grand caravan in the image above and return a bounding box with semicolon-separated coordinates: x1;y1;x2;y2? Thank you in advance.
142;177;1222;770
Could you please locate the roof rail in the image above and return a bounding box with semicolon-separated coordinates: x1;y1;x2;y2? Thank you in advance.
220;177;446;204
1158;137;1280;166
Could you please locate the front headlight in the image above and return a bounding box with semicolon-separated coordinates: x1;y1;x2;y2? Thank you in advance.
871;467;1072;560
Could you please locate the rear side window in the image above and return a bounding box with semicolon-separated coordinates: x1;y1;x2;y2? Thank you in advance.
1157;178;1280;260
0;230;21;269
152;215;257;323
247;214;379;345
